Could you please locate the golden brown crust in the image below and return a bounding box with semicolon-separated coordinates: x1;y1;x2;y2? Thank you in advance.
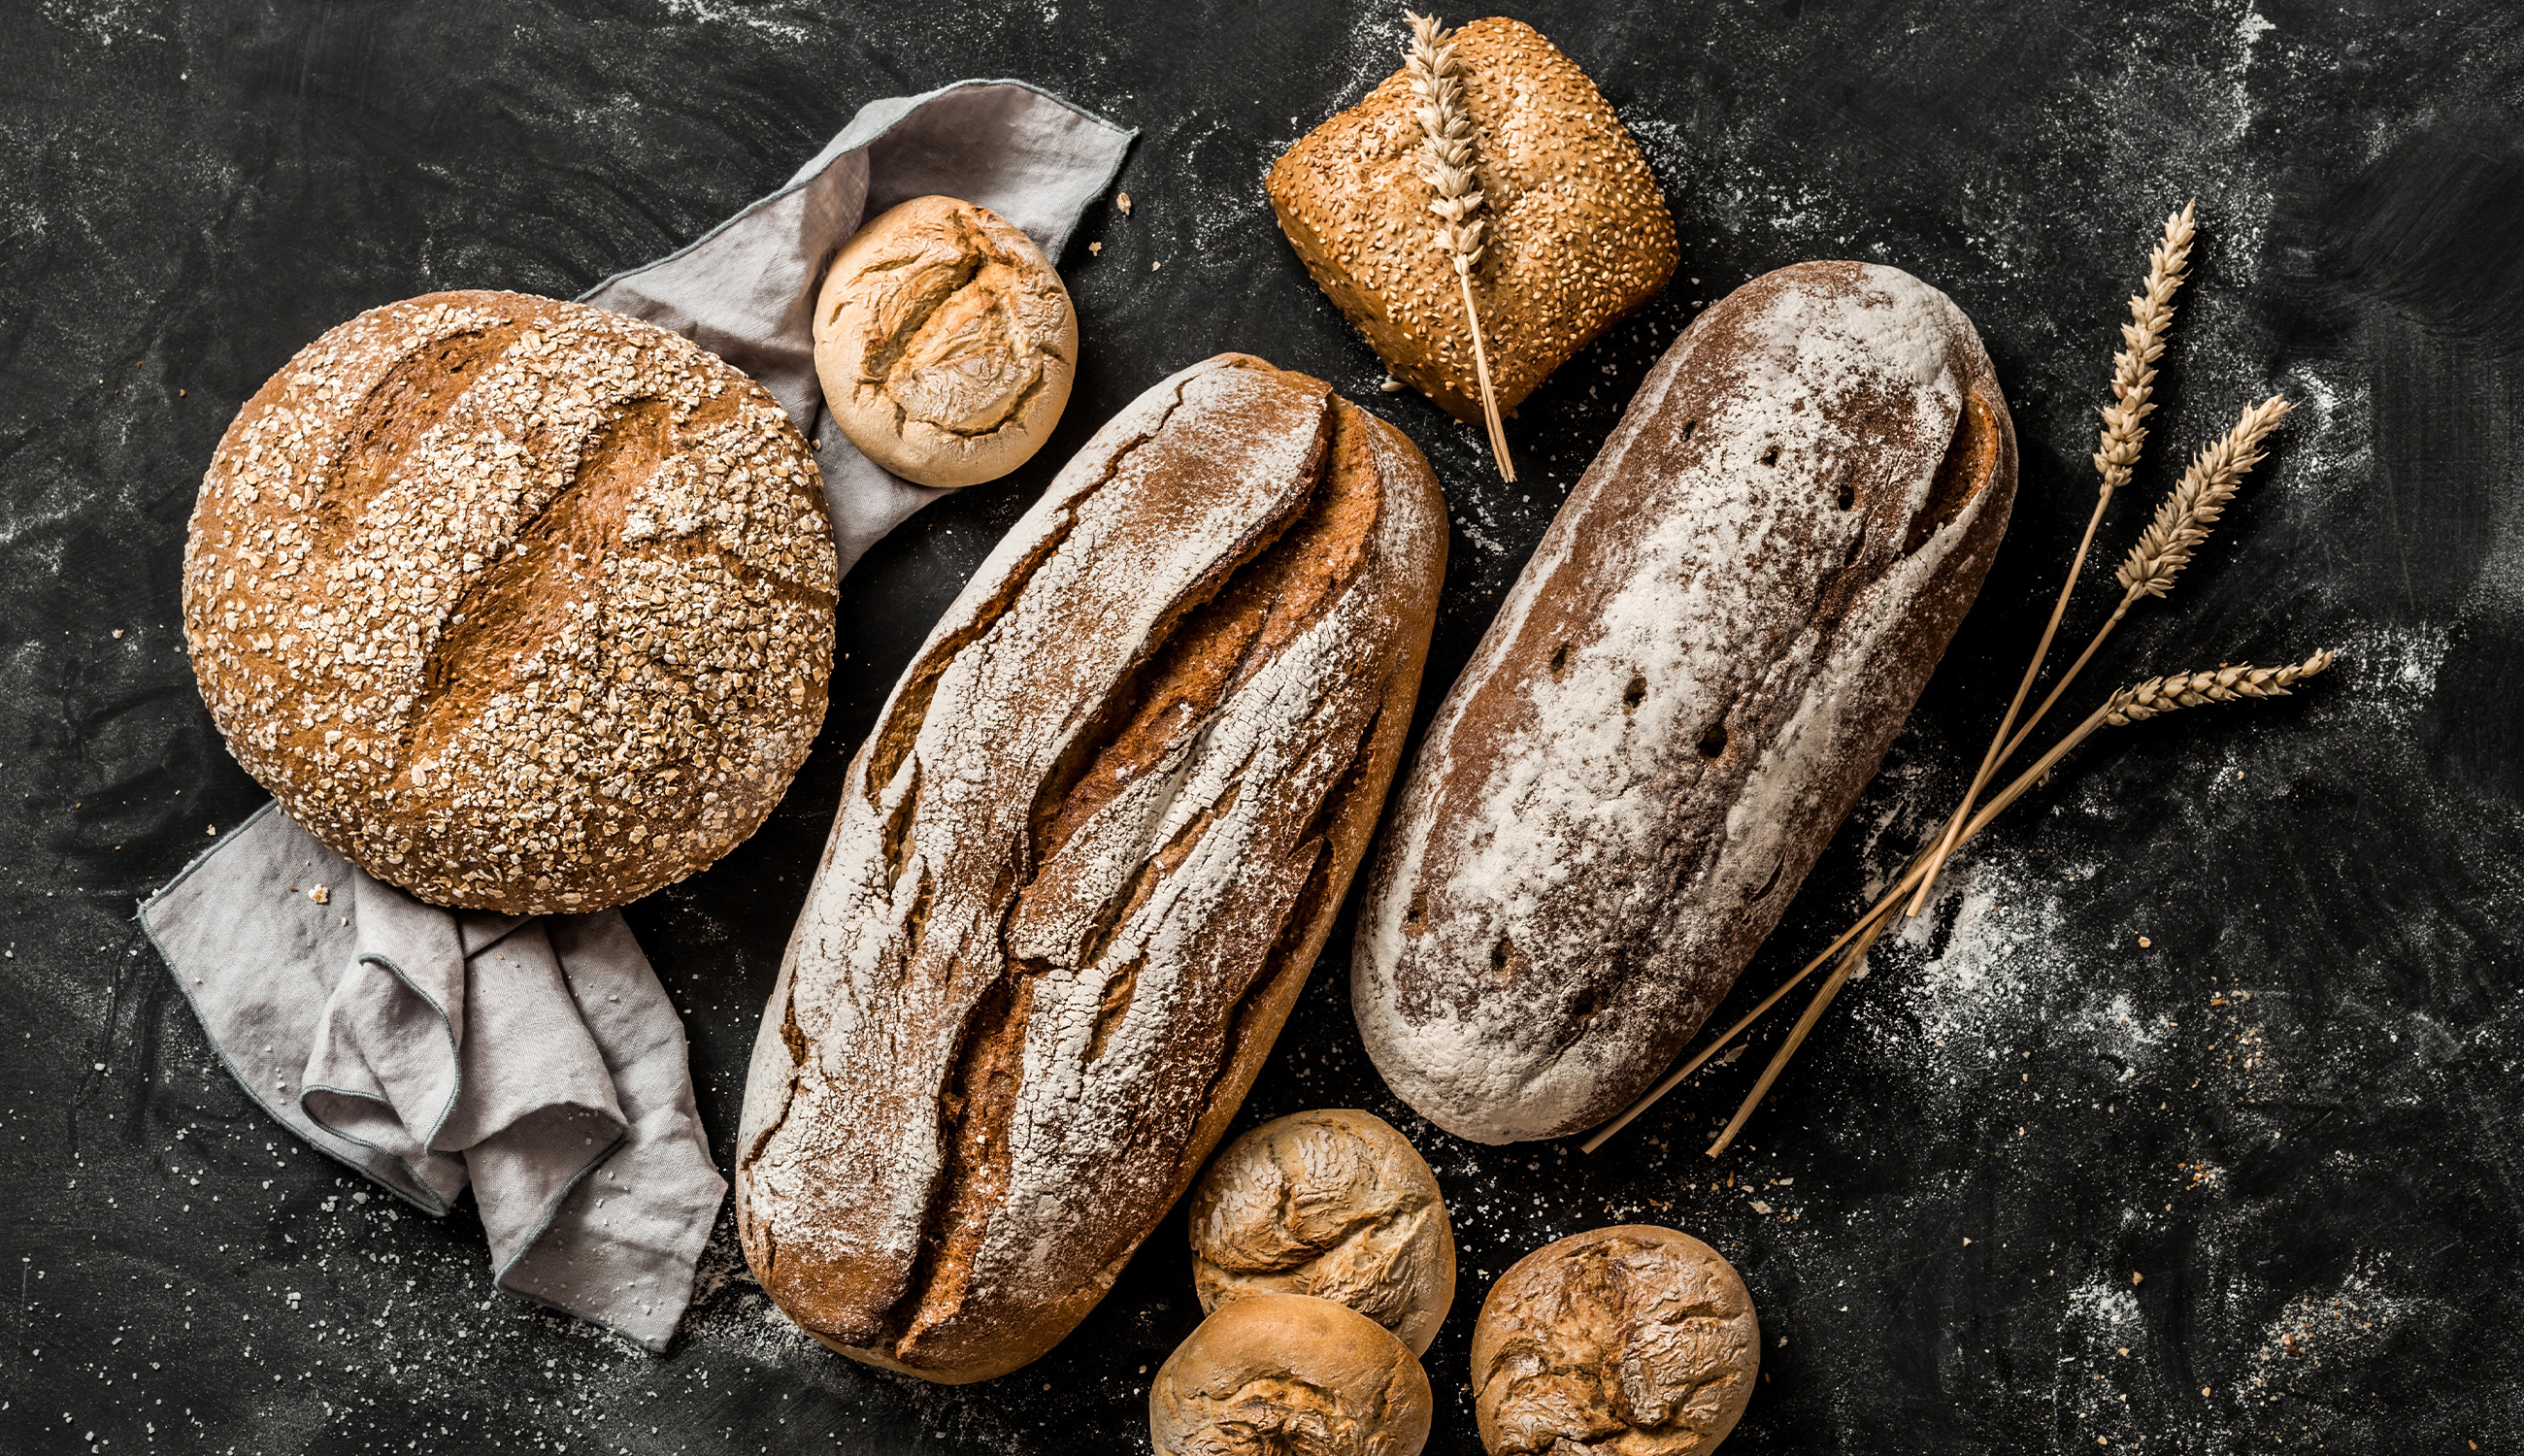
1151;1294;1436;1456
735;354;1447;1382
1188;1109;1456;1355
813;196;1077;488
183;289;836;914
1267;17;1678;423
1470;1226;1758;1456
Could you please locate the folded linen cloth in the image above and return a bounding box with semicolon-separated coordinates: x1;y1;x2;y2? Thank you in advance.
141;80;1135;1351
586;78;1136;575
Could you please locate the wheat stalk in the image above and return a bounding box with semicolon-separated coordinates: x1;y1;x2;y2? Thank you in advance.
1906;202;2199;916
1404;11;1515;481
2116;395;2293;600
1583;645;2340;1157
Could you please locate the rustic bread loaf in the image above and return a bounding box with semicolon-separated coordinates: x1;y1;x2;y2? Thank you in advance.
1471;1225;1758;1456
813;195;1076;488
1187;1109;1455;1355
1151;1293;1435;1456
735;354;1448;1383
183;289;837;914
1353;261;2017;1143
1267;17;1677;424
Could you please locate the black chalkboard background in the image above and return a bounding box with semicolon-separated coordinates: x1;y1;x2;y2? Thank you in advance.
6;1;2522;1451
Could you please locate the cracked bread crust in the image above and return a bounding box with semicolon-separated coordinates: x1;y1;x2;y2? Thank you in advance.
813;195;1077;488
1353;261;2018;1143
1151;1293;1435;1456
183;289;837;914
735;353;1447;1383
1188;1109;1456;1355
1471;1226;1758;1456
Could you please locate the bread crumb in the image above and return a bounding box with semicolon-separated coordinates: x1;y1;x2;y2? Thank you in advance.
2138;936;2152;947
1151;260;1162;271
1115;191;1132;215
1088;241;1102;255
112;629;124;640
1379;377;1405;392
309;885;330;905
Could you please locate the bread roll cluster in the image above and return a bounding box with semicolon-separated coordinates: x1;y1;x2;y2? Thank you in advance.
1166;1110;1760;1456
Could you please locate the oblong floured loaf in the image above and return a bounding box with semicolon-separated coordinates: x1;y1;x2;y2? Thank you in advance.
1352;261;2017;1144
737;354;1447;1382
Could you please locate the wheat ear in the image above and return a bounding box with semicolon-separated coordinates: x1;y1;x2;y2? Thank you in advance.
1584;646;2339;1155
2105;649;2337;724
2115;395;2293;599
1405;12;1515;481
2095;201;2198;498
1906;202;2198;916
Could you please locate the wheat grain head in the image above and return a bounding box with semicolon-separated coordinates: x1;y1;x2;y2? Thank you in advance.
2104;648;2338;726
2115;394;2292;600
2093;202;2199;499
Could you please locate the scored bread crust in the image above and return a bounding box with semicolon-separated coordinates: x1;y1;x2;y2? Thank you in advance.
1353;261;2018;1144
735;353;1447;1383
1267;17;1677;424
183;290;837;914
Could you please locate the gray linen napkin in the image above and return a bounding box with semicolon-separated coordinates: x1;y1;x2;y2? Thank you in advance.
585;78;1137;574
140;80;1135;1351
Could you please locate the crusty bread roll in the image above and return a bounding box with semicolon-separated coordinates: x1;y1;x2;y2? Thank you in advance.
812;195;1076;488
1151;1294;1435;1456
736;354;1448;1383
1188;1109;1455;1355
1354;261;2017;1142
1267;17;1677;424
1471;1225;1758;1456
183;289;837;914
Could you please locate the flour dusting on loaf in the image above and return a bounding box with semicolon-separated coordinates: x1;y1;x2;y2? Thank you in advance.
737;354;1445;1381
1354;261;2017;1144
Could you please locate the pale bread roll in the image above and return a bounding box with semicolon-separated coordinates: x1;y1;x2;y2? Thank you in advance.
1151;1294;1435;1456
812;195;1076;488
1188;1109;1455;1355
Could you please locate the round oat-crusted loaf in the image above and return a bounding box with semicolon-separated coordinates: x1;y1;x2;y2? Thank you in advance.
183;289;838;915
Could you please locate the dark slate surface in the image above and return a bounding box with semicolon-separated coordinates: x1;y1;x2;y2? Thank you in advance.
5;1;2521;1451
